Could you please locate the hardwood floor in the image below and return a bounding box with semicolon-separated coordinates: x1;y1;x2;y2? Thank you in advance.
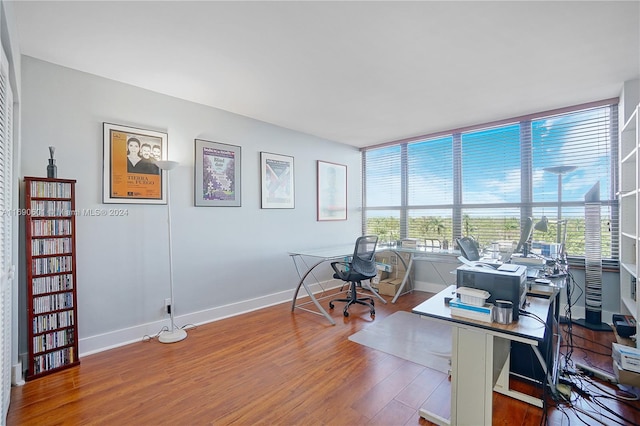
7;288;640;425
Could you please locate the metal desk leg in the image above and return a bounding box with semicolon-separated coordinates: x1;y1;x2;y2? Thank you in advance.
290;255;336;325
392;253;414;303
361;280;387;304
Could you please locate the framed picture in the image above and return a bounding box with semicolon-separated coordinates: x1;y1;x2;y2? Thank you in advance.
103;122;168;204
317;160;347;221
260;152;294;209
194;139;241;207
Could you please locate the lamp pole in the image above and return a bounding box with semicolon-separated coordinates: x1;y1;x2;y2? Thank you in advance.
155;160;187;344
543;166;577;243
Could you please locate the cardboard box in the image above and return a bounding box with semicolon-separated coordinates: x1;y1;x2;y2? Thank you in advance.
375;254;390;266
370;270;389;287
378;278;403;296
614;360;640;387
375;262;393;273
401;238;418;249
375;252;413;280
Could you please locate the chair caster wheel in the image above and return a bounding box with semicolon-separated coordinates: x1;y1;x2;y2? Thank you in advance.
343;311;349;317
329;303;334;309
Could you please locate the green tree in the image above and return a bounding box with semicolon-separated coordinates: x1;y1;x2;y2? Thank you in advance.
502;218;519;239
463;214;476;237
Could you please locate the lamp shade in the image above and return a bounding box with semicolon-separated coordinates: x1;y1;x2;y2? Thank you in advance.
534;216;549;233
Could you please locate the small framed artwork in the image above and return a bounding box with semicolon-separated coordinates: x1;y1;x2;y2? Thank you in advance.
260;152;294;209
103;122;168;204
194;139;241;207
317;160;347;221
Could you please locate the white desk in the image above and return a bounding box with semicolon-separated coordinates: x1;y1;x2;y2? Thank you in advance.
412;285;557;426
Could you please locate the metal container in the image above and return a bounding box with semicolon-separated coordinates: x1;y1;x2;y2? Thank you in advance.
494;300;513;324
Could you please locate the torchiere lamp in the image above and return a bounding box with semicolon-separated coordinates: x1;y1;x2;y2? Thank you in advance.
543;165;577;243
155;160;187;344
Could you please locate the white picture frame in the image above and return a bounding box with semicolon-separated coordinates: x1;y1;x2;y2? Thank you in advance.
260;152;294;209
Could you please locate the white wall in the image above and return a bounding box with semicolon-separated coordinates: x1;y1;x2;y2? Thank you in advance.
20;56;362;355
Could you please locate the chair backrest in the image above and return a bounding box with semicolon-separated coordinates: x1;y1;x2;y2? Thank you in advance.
351;235;378;277
456;236;480;261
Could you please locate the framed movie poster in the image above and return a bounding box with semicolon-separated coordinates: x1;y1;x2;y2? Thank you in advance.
260;152;294;209
103;123;168;204
317;160;347;221
194;139;241;207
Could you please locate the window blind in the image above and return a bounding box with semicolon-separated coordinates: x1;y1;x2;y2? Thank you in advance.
362;101;618;260
531;106;617;258
461;124;521;205
362;145;402;243
0;46;14;419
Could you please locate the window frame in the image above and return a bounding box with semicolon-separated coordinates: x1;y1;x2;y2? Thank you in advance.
361;99;619;266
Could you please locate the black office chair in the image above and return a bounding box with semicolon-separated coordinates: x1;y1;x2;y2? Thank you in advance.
329;235;378;318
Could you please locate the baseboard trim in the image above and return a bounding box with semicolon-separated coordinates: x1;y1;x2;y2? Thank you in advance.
76;280;342;357
414;281;448;294
11;362;24;386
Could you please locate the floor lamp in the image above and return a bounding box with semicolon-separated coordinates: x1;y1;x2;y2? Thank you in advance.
155;160;187;343
543;165;577;244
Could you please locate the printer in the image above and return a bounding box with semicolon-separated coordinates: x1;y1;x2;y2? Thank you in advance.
456;263;527;320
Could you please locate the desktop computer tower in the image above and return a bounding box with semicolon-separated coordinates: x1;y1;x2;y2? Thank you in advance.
510;296;554;383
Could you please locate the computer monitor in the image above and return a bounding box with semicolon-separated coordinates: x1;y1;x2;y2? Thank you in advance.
515;217;534;256
457;237;480;261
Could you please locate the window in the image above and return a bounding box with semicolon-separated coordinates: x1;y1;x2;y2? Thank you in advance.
362;101;618;261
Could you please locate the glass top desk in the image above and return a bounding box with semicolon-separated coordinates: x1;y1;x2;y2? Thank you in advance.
289;244;456;325
289;245;381;325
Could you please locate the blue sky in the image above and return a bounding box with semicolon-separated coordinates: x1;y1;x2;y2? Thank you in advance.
365;107;612;220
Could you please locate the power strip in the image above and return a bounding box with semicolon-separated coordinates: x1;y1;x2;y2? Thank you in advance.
574;361;618;383
556;383;571;399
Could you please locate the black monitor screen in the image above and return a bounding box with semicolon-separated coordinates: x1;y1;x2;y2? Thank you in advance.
515;217;534;254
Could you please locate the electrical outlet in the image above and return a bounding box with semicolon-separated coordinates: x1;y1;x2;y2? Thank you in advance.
164;298;171;307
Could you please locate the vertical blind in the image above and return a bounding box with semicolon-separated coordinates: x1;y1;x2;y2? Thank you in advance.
0;45;14;420
362;101;618;260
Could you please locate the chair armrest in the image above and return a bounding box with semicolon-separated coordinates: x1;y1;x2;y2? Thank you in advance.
330;261;350;279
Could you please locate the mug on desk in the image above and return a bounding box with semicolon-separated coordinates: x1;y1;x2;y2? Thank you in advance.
494;300;513;324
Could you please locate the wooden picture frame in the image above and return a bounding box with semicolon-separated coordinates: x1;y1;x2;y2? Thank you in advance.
194;139;241;207
317;160;347;221
260;152;294;209
103;122;168;204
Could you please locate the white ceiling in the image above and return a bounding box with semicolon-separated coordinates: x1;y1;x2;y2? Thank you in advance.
10;1;640;147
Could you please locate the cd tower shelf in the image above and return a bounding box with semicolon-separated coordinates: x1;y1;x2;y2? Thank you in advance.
24;177;79;380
